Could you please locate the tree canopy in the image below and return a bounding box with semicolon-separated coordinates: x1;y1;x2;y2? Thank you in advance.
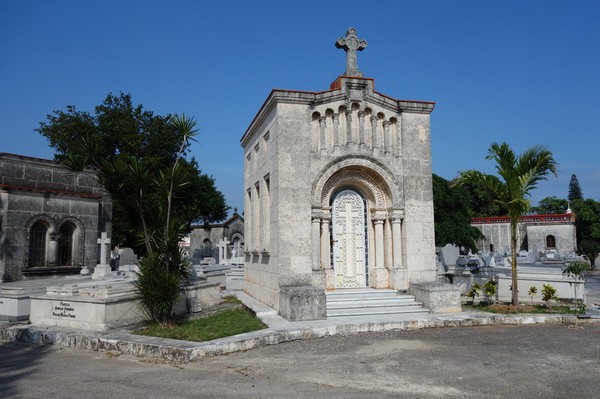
568;174;584;203
460;175;508;217
452;142;558;305
37;93;228;255
432;174;483;253
530;196;569;215
571;198;600;269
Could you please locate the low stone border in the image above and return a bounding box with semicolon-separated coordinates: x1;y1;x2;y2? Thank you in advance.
1;313;593;363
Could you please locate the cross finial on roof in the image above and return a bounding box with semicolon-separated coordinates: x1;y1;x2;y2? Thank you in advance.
335;27;368;77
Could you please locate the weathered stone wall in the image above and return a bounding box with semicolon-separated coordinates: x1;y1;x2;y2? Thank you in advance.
527;224;577;256
189;214;245;263
0;153;110;282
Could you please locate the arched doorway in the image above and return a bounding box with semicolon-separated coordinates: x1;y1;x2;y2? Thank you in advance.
57;222;76;266
29;221;49;267
331;189;368;288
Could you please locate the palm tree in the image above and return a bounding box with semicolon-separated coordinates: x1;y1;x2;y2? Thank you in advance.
452;142;558;305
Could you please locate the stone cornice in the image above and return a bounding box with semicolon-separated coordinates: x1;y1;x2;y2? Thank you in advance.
241;78;435;146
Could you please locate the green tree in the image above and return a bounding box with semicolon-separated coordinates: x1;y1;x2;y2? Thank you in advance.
568;174;583;203
452;142;558;305
530;196;569;215
571;199;600;269
36;93;228;255
460;176;508;217
432;174;484;253
65;114;199;324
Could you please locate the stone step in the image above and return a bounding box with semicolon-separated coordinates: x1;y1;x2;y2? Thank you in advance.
327;306;430;317
326;289;400;299
325;288;429;318
327;298;422;309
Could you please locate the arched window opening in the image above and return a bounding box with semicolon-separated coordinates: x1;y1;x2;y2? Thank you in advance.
57;222;75;266
29;221;48;267
546;235;556;249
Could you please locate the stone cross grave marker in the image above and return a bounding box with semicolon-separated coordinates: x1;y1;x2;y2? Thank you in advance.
335;27;368;77
217;238;230;265
92;232;112;280
97;232;111;265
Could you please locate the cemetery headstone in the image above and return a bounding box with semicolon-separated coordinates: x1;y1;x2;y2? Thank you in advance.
92;232;113;280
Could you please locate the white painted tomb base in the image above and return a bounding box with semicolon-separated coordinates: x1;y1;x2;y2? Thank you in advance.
495;265;585;303
0;276;92;321
29;277;221;331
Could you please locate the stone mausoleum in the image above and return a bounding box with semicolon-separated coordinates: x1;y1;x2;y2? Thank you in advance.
0;153;111;282
472;212;577;257
241;29;444;320
189;210;245;264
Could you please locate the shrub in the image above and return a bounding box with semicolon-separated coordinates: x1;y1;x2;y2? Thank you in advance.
562;261;590;280
482;279;497;302
528;286;538;303
134;253;185;325
466;283;481;304
541;284;558;303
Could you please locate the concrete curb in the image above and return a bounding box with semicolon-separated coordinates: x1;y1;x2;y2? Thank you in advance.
0;312;591;363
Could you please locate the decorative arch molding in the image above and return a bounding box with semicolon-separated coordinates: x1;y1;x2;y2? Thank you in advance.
24;214;56;233
311;156;402;208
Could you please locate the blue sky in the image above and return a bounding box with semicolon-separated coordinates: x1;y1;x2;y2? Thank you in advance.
1;1;599;216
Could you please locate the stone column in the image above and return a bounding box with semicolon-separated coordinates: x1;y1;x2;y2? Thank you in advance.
320;209;331;269
371;116;378;149
332;113;339;147
383;120;390;154
320;116;327;151
358;111;365;145
48;231;59;267
345;112;352;145
390;210;407;290
371;211;387;287
311;210;322;271
391;210;404;268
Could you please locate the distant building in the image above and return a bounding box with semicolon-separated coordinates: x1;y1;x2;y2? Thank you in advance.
188;211;244;264
471;212;577;257
0;153;111;282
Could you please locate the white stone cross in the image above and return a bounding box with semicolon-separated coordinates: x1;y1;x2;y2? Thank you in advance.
97;232;111;265
335;27;368;77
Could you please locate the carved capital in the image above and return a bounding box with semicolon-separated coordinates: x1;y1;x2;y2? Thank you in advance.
311;211;323;222
391;210;405;223
371;214;387;224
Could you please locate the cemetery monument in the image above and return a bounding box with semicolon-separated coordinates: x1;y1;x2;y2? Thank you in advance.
241;28;458;320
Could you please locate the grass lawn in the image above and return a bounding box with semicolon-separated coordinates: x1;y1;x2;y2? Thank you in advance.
135;296;267;342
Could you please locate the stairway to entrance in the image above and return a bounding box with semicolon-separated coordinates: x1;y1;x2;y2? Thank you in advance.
326;288;429;318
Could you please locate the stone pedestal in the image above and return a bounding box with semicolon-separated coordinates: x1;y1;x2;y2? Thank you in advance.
369;267;389;288
409;282;461;313
279;286;326;321
92;264;112;280
390;268;409;291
